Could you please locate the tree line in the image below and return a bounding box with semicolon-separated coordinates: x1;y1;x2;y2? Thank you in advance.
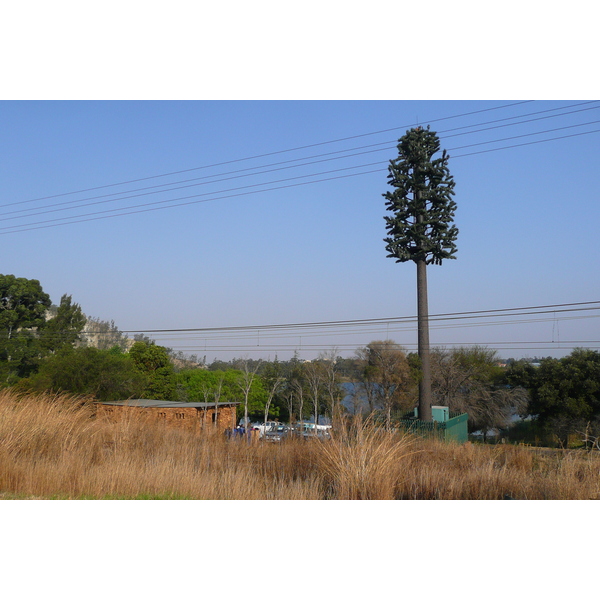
2;273;599;445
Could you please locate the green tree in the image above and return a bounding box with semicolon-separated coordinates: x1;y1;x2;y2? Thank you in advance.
430;346;528;440
21;345;147;401
179;366;268;421
516;349;600;444
41;294;87;353
502;358;539;392
177;369;243;403
0;274;52;382
129;341;177;400
259;359;285;422
355;340;413;429
383;127;458;421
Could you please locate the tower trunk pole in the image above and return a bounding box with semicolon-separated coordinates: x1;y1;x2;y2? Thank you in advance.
416;258;433;421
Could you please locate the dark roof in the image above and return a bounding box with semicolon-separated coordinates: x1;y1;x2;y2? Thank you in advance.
98;399;239;408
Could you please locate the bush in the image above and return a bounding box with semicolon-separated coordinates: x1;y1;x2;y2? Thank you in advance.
20;346;148;401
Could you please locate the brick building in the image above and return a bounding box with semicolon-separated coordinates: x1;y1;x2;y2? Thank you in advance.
95;399;239;435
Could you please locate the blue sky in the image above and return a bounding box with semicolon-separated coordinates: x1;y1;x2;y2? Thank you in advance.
2;99;599;361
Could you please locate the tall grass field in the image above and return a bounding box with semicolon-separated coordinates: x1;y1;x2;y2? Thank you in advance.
1;389;599;500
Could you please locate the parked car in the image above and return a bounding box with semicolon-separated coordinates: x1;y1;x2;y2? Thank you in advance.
254;421;281;438
263;425;291;442
302;428;332;441
290;422;332;440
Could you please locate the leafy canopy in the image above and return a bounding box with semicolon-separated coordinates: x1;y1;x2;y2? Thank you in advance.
41;294;87;353
384;127;458;265
1;274;53;381
129;341;177;401
177;368;268;418
524;349;600;424
0;274;51;333
20;345;148;401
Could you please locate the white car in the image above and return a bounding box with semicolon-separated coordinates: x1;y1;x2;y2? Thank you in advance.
254;421;281;438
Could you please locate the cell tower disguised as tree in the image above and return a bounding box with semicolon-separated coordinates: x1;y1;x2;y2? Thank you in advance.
383;126;458;422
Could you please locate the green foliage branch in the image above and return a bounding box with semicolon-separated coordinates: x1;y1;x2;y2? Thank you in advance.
519;349;600;436
129;341;177;401
18;345;147;401
383;126;458;266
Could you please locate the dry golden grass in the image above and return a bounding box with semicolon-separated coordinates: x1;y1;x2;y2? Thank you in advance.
396;439;600;499
1;389;599;500
316;416;417;499
0;389;324;500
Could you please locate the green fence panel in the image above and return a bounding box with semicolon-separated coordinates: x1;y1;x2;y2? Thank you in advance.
395;412;468;444
443;413;469;444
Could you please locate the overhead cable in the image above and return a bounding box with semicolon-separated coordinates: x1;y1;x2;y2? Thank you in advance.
1;100;534;209
2;101;597;217
2;122;600;235
75;300;600;335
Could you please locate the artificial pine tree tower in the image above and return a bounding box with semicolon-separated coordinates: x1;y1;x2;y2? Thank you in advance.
383;126;458;422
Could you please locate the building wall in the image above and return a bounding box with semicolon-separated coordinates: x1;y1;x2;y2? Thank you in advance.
95;404;237;435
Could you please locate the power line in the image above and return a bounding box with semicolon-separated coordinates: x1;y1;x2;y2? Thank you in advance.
1;101;534;210
140;314;600;343
448;118;600;152
0;159;385;223
439;101;600;137
152;344;600;353
2;101;597;219
3;121;600;235
75;300;600;335
451;127;600;158
110;340;600;355
27;300;600;357
0;164;385;232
